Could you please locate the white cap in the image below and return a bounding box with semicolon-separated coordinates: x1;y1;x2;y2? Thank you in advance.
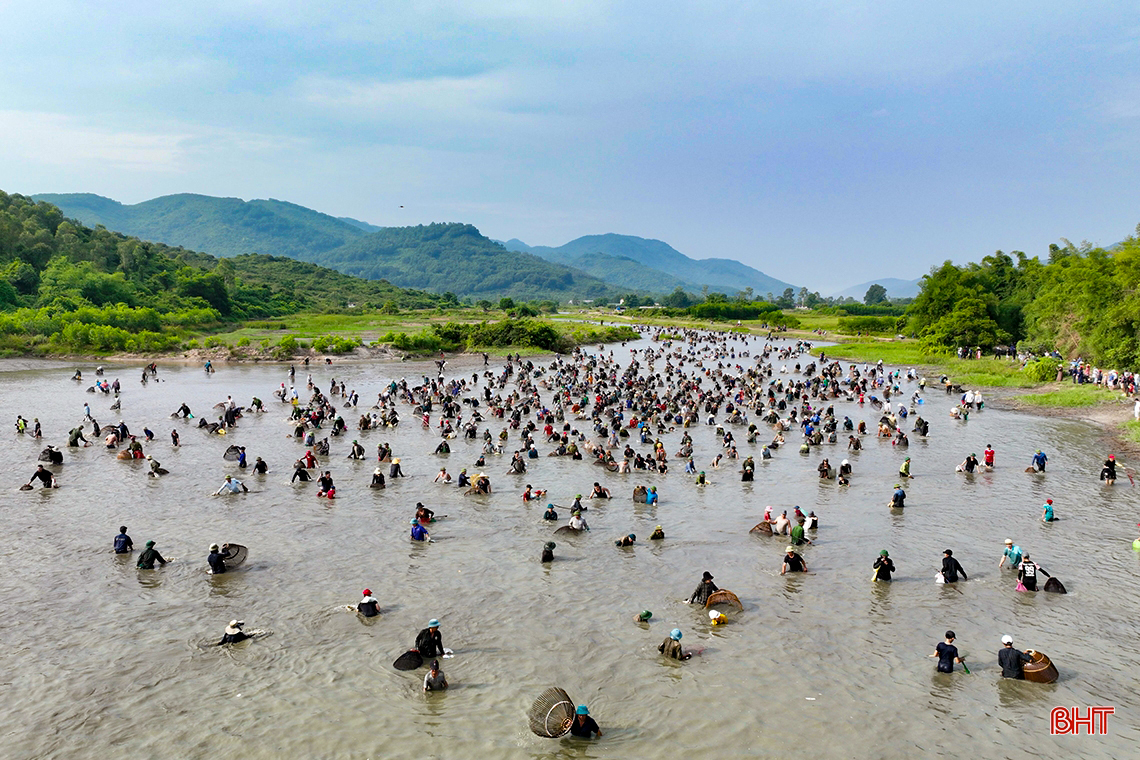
709;609;719;619
1003;539;1012;545
1001;635;1013;644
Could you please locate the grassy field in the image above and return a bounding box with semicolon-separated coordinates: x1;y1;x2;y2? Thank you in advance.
1017;386;1125;407
1120;420;1140;444
814;341;1041;388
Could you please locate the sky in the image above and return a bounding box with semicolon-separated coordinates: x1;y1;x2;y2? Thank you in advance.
1;1;1138;293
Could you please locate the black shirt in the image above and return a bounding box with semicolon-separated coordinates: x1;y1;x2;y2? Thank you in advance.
415;627;444;657
935;641;958;673
783;553;805;572
998;647;1031;678
873;557;894;580
941;557;967;583
568;715;600;738
208;551;227;574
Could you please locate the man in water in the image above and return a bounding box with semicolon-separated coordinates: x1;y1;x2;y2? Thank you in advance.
659;628;692;660
1041;499;1057;522
568;509;589;531
781;547;807;575
207;543;228;574
790;517;812;546
999;539;1023;569
146;455;162;476
1031;449;1048;472
113;526;133;553
415;619;444;657
542;504;558;521
998;635;1035;678
253;457;268;474
292;462;313;482
410;519;431;542
136;540;167;569
358;589;380;617
1017;553;1050;591
940;549;968;583
930;630;965;673
687;571;718;603
959;453;979;473
541;541;555;563
456;469;470;487
983;444;995;468
899;457;912;479
614;533;636;547
649;525;665;540
423;660;448;691
569;705;601;738
26;465;56;489
214;475;248;495
872;550;894;581
890;484;906;508
219;620;249;645
1101;455;1118;484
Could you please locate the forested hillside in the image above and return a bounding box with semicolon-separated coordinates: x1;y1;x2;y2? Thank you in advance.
0;191;443;352
313;223;621;301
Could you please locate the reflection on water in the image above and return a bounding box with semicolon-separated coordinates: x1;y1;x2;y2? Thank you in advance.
2;341;1140;758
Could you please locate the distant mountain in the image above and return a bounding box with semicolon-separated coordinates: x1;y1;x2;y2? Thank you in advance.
830;277;922;301
37;192;792;301
503;233;796;296
34;193;367;262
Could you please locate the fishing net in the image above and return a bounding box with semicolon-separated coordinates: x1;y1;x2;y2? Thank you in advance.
223;445;242;461
527;687;574;738
705;590;743;611
223;543;248;567
393;650;424;671
749;522;773;535
1043;577;1067;594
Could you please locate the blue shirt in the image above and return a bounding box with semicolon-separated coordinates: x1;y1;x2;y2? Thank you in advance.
411;524;429;541
1004;545;1023;565
1042;503;1054;520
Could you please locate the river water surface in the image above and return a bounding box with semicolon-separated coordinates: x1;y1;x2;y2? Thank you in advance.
1;336;1138;759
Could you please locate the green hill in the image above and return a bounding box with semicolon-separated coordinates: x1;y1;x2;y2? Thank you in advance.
36;193;625;301
314;223;621;301
0;190;445;353
33;193;367;261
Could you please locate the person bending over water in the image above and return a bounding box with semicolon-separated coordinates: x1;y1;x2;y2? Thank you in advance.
659;628;692;660
687;571;718;604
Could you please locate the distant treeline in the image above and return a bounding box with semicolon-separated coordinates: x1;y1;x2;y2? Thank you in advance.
905;228;1140;366
381;319;639;354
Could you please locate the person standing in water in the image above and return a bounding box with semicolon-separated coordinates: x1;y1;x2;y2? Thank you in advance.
930;631;965;673
899;457;912;479
1031;450;1048;472
415;619;444;657
781;547;807;575
687;571;718;603
999;539;1023;569
1017;553;1050;591
1100;455;1118;484
423;660;448;691
873;550;895;581
569;705;601;738
136;540;167;569
998;635;1034;678
113;526;133;554
357;589;380;617
940;550;968;583
983;444;996;469
890;484;906;508
659;628;692;660
1041;499;1057;522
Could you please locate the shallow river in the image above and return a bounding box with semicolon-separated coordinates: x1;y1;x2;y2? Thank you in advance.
1;336;1138;759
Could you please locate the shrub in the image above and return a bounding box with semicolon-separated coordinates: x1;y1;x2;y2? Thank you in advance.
1023;357;1061;383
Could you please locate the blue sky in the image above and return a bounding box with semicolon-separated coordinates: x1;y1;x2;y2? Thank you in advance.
1;1;1138;292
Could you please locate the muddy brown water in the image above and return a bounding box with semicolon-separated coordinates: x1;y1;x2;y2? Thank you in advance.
1;339;1138;758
